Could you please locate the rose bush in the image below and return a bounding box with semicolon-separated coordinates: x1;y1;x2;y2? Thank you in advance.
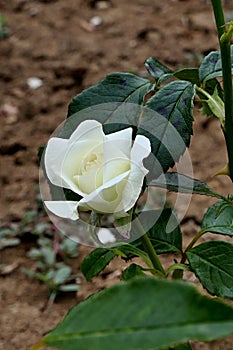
34;3;233;349
44;120;151;220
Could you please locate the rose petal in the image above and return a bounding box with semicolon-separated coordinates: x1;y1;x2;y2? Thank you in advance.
70;119;104;143
104;127;132;157
131;135;151;167
60;120;104;194
45;201;79;220
74;165;103;194
63;142;103;196
45;137;89;195
78;170;130;213
45;120;104;196
103;127;132;183
119;135;151;212
44;137;70;188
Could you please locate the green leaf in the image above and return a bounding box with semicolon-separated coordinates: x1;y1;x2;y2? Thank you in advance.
43;277;233;350
144;56;173;81
0;237;20;249
148;209;182;253
169;344;192;350
0;14;10;40
197;78;224;117
121;263;146;281
54;266;72;285
134;209;182;254
142;81;195;175
41;247;56;266
144;57;199;85
114;244;152;268
149;172;225;199
196;86;225;126
0;228;14;238
28;248;42;259
204;86;225;123
187;241;233;298
81;248;116;281
68;73;153;116
60;239;78;258
199;46;233;82
201;199;233;236
59;73;153;138
59;284;80;292
37;145;45;163
173;68;200;85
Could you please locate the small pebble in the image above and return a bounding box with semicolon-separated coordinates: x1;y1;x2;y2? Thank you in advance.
129;40;137;48
96;1;110;10
27;77;43;90
29;7;39;17
89;16;102;27
1;103;19;124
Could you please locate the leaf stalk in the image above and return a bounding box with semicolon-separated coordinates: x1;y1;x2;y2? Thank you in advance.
135;217;165;276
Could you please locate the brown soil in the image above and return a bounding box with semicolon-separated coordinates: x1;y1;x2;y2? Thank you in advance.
1;0;233;349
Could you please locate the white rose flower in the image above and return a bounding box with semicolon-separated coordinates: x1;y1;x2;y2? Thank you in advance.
44;120;151;220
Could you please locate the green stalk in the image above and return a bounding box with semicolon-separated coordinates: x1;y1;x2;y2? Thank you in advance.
184;229;206;254
135;217;165;276
172;229;206;279
211;0;233;182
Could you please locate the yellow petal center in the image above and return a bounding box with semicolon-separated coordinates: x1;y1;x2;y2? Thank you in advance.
73;148;104;194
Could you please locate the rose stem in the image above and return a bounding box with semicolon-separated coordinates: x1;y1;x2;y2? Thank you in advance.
211;0;233;182
135;217;165;276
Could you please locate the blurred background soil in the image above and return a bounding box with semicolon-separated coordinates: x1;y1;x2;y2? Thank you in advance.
1;0;233;349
